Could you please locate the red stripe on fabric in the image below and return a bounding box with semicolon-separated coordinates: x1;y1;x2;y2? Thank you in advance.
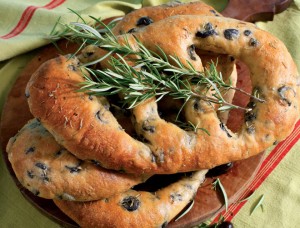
0;0;65;39
211;124;300;223
226;125;300;221
237;120;300;192
211;120;300;223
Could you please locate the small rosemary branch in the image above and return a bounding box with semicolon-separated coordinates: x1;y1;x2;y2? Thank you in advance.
50;13;264;112
250;194;265;215
213;178;229;212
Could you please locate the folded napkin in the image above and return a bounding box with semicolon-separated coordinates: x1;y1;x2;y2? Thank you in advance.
0;0;299;228
0;0;229;62
0;0;143;61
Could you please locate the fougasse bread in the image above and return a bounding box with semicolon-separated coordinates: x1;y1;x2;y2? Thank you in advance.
7;1;300;227
7;0;233;204
26;15;300;175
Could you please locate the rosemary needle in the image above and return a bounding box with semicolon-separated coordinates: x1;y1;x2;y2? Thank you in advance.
213;178;229;212
250;194;265;215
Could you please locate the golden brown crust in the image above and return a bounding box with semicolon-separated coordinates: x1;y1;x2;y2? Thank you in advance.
26;56;157;173
6;119;146;201
27;16;299;174
112;1;221;35
54;170;207;228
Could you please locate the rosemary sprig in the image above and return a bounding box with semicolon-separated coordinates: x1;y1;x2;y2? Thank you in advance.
213;178;229;212
50;14;264;112
79;42;252;111
250;194;265;215
82;54;241;110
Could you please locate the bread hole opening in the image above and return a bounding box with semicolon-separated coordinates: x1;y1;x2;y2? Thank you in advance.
194;50;253;133
106;95;136;136
226;60;252;132
133;172;193;192
133;163;235;193
157;96;185;124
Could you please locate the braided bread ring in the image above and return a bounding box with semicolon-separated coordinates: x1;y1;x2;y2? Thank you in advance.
7;119;146;201
54;170;207;228
7;2;230;203
27;16;299;174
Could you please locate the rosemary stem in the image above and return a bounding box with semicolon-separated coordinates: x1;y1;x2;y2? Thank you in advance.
230;86;265;103
191;92;252;112
149;56;193;75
